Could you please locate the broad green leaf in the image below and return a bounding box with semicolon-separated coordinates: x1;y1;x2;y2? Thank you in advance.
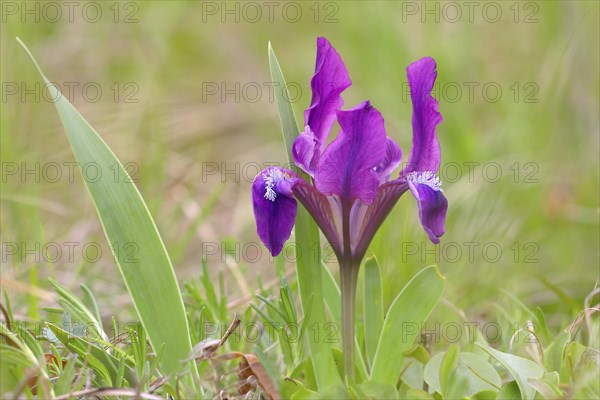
560;341;585;384
404;344;431;365
400;359;425;389
541;371;559;387
457;352;501;392
470;389;498;399
370;266;445;385
406;389;434;399
528;372;563;399
281;378;307;399
291;385;351;400
291;388;323;400
439;344;461;397
268;42;340;389
572;347;600;399
496;381;521;399
358;381;399;400
424;351;502;397
543;330;569;373
363;256;384;368
18;39;196;379
478;344;544;400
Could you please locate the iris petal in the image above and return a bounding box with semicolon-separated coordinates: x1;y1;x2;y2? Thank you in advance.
352;179;410;260
403;57;443;174
375;137;403;183
408;181;448;244
294;37;352;174
292;180;343;258
316;101;387;205
292;126;317;176
251;167;298;256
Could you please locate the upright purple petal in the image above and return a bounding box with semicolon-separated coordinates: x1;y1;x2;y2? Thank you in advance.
407;173;448;243
252;167;298;256
295;37;352;174
305;37;352;142
375;137;403;183
316;101;387;205
292;126;317;176
403;57;443;174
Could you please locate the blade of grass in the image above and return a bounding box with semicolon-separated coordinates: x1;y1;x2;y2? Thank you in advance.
17;39;197;380
46;323;135;386
268;42;341;389
48;279;107;341
80;283;102;326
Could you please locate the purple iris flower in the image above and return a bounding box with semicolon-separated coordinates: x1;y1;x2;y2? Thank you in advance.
252;37;447;264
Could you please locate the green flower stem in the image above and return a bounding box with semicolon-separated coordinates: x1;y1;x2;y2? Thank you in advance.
340;257;360;381
340;200;361;381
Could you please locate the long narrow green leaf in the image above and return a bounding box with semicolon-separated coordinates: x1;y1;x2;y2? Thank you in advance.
54;353;82;395
46;323;136;386
268;42;302;167
544;330;570;373
321;264;342;328
268;42;341;389
80;283;102;327
2;322;52;396
48;279;107;341
363;256;384;368
0;323;40;369
370;266;445;384
18;39;197;379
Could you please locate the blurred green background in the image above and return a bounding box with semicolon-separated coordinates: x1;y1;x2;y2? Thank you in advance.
1;1;598;333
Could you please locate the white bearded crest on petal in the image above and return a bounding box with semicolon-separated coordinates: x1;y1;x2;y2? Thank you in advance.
263;168;288;201
405;171;443;192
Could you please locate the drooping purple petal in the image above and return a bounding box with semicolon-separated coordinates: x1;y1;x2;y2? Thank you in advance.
295;37;352;174
251;167;298;256
352;179;410;261
375;137;403;183
292;179;343;258
316;101;387;205
407;175;448;244
402;57;443;174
